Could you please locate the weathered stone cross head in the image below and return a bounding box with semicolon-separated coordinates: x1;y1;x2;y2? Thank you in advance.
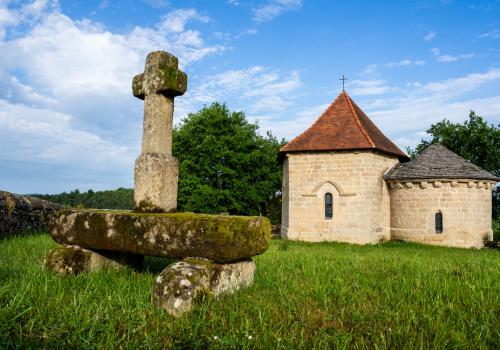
132;51;187;99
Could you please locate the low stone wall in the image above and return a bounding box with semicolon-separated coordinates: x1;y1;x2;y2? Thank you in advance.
0;190;60;237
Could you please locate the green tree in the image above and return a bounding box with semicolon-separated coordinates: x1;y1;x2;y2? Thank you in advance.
173;102;285;222
407;111;499;219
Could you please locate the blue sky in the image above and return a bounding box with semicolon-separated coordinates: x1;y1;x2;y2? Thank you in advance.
1;0;499;194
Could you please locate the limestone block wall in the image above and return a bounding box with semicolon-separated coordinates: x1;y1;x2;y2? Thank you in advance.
388;180;495;248
281;150;399;244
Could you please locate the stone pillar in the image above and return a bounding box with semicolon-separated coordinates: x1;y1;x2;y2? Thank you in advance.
132;51;187;212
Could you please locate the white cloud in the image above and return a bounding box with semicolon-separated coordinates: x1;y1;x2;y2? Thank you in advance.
348;79;395;96
0;1;224;193
359;64;379;79
0;7;223;97
366;69;500;149
0;99;133;164
142;0;169;8
478;29;500;39
0;0;56;39
249;102;330;141
424;31;436;42
436;53;474;62
422;69;500;95
159;8;209;33
253;0;303;22
175;66;302;122
385;59;425;68
430;47;474;63
234;28;258;39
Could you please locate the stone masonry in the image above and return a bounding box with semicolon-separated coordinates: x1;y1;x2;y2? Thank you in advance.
282;150;398;244
388;179;495;248
384;144;499;248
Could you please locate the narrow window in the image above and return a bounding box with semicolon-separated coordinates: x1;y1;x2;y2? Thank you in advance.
325;193;333;219
435;211;443;234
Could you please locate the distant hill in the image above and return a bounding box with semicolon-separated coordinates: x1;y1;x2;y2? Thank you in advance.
31;188;134;210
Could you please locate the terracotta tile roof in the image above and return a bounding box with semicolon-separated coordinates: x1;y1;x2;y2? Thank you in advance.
384;144;500;181
279;91;408;160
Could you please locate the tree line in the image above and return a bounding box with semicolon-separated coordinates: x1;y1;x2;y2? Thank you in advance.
33;188;134;210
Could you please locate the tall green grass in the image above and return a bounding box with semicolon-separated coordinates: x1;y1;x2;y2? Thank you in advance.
1;234;499;349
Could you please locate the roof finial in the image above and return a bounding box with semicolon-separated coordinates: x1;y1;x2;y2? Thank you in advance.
339;74;348;92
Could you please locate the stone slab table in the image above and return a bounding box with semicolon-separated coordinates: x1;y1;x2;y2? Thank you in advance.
49;210;270;263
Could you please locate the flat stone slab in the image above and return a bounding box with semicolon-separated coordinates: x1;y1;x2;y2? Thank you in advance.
44;245;143;276
152;258;256;317
49;210;270;262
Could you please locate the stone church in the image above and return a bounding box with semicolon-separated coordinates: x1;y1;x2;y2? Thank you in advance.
280;91;498;248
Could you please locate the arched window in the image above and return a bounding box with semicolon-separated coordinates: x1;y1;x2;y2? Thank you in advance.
435;211;443;234
325;193;333;219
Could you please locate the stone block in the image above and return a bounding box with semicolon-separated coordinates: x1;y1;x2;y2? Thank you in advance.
152;258;255;317
50;210;270;262
134;153;178;212
44;245;143;276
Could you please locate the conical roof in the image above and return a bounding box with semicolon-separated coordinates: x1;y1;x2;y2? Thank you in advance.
384;144;499;181
279;91;408;160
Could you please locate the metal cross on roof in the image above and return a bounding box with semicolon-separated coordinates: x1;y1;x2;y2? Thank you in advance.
339;74;348;91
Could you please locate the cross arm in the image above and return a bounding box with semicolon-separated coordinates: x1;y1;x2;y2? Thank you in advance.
132;74;145;99
132;67;188;100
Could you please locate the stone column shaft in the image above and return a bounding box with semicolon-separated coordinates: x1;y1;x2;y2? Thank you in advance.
142;94;174;155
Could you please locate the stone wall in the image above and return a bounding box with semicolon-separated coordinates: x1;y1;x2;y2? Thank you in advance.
0;190;60;237
388;179;495;248
281;150;399;244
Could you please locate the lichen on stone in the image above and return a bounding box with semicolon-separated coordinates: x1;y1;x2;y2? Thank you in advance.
151;258;255;317
132;74;145;99
5;194;15;217
49;209;270;262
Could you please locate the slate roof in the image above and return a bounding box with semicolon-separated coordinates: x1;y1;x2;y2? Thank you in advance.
384;144;500;181
279;91;408;160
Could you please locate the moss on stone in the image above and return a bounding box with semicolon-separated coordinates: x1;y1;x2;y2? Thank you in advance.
159;67;187;96
50;210;271;262
134;200;168;213
44;246;88;275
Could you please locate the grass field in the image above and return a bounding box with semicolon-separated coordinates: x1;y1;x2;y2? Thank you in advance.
1;233;499;349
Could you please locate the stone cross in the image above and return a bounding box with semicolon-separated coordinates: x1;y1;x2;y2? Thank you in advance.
132;51;187;212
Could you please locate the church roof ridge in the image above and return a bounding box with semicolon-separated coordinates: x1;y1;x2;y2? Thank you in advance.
279;90;408;160
384;144;500;181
